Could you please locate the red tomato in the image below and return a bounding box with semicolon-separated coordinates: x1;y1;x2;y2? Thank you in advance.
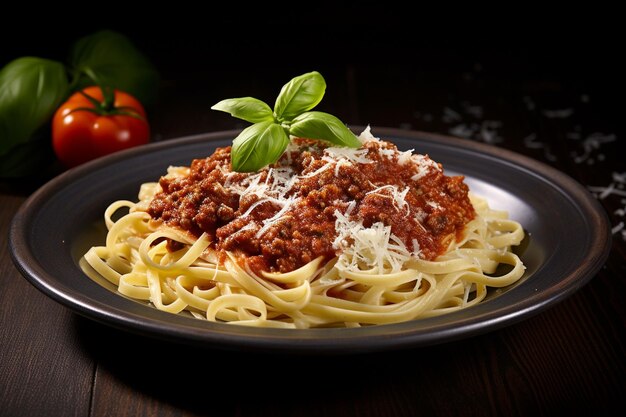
52;86;150;168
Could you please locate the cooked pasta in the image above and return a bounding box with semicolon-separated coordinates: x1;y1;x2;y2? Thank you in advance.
81;127;525;328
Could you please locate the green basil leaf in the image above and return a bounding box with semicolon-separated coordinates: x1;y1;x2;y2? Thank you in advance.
289;111;360;148
231;121;289;172
274;71;326;121
211;97;274;123
0;57;68;156
69;30;159;105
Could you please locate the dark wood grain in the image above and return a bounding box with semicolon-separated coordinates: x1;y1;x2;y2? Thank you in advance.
68;298;626;417
0;197;94;417
1;12;625;417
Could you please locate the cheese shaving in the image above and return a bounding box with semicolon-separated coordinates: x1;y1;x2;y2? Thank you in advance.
411;154;440;181
332;208;412;274
366;185;410;214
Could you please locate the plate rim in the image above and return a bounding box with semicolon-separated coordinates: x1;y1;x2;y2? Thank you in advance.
9;127;613;354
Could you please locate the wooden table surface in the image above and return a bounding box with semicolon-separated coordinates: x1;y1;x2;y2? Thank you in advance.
1;11;625;416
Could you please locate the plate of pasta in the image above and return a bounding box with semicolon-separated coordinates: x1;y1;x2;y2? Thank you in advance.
9;127;611;353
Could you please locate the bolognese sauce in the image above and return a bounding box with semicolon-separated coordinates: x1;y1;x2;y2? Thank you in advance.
147;136;475;274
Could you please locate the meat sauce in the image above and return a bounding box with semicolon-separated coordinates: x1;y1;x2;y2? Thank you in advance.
147;138;475;274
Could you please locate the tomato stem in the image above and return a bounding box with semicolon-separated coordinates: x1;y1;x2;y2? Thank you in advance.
66;106;102;116
114;107;146;121
78;90;103;109
71;87;145;121
101;85;116;111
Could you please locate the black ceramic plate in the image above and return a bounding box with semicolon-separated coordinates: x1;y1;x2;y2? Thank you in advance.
9;128;612;354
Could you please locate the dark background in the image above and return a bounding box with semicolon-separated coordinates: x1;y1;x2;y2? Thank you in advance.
1;6;622;143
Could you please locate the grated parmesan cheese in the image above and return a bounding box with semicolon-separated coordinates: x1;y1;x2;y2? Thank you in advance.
332;207;412;273
410;154;440;181
366;185;410;214
358;125;380;143
255;196;298;238
323;147;372;164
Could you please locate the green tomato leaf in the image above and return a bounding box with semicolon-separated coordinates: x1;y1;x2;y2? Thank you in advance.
274;71;326;121
0;57;68;156
289;111;360;148
211;97;274;123
69;30;159;106
231;121;289;172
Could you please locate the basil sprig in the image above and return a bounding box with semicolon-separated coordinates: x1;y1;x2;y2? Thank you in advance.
212;71;360;172
0;58;68;177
